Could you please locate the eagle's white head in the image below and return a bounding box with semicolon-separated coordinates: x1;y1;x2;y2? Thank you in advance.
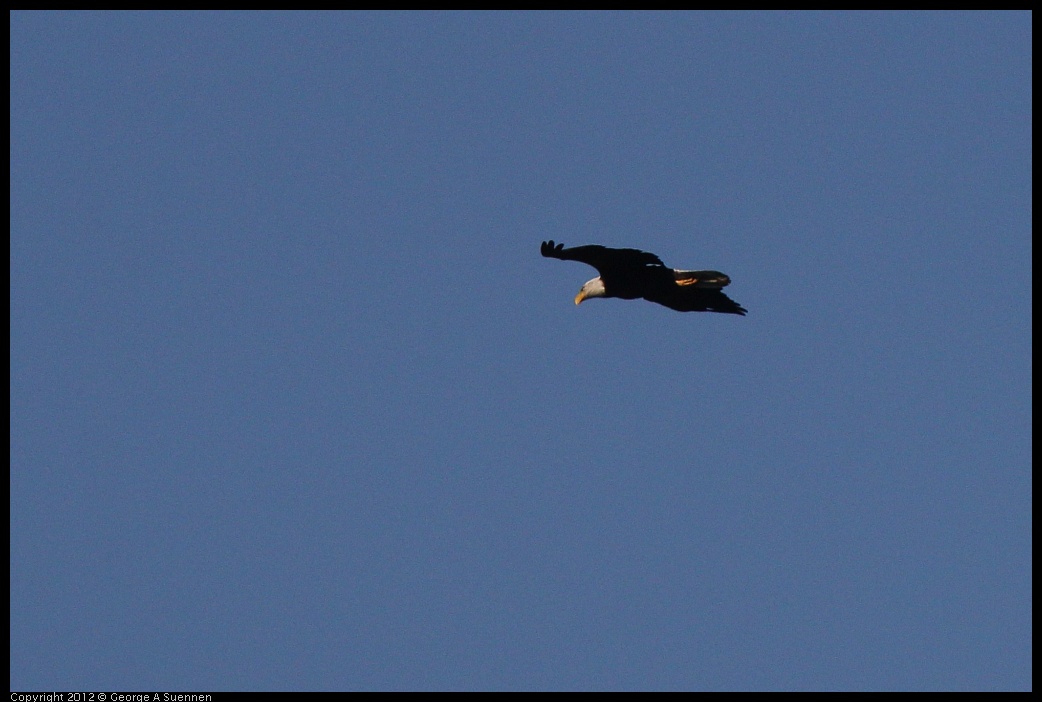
575;277;607;305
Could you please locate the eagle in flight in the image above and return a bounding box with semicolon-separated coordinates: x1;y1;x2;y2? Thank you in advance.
541;240;747;316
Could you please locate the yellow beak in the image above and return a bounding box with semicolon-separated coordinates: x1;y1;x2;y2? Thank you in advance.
574;290;586;305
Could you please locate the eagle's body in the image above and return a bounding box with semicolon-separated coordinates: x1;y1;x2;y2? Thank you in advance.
540;240;747;315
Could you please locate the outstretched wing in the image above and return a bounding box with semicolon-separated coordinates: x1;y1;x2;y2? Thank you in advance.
671;289;747;315
540;240;664;276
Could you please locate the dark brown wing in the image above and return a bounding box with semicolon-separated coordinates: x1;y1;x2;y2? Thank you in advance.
540;240;664;276
644;284;748;315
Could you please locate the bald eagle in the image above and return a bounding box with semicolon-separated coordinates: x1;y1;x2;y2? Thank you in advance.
541;240;747;315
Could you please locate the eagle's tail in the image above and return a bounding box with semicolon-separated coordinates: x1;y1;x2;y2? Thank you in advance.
672;270;732;289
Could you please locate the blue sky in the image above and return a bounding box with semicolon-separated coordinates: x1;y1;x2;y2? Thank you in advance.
10;11;1031;691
